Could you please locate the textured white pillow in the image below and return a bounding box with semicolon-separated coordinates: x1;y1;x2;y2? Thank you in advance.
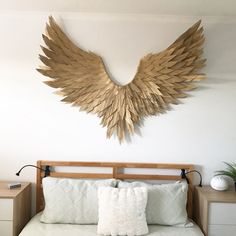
97;187;148;236
118;181;190;226
40;177;117;224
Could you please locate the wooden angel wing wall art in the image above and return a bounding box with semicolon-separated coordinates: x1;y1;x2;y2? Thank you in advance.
37;17;206;142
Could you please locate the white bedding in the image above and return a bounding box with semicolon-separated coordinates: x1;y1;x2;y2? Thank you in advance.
19;213;204;236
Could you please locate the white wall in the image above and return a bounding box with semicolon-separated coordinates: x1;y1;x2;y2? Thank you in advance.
1;0;236;16
0;1;236;213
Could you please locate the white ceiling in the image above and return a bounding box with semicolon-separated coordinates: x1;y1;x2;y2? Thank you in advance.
0;0;236;16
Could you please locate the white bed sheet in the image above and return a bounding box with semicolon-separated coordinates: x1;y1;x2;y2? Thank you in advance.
19;213;204;236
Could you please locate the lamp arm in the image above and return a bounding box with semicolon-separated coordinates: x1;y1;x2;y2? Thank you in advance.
181;169;202;187
16;165;50;177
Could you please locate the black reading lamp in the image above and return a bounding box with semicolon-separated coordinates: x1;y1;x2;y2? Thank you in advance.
16;165;50;177
181;169;202;187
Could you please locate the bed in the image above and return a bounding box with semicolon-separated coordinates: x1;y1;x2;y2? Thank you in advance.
19;161;204;236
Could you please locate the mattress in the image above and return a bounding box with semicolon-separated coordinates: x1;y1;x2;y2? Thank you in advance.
19;213;204;236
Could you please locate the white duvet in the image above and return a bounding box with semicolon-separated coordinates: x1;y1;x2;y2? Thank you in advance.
19;213;204;236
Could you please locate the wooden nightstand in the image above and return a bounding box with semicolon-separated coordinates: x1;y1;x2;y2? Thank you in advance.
0;182;31;236
194;186;236;236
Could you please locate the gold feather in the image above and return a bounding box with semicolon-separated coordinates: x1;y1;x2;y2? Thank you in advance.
37;16;206;142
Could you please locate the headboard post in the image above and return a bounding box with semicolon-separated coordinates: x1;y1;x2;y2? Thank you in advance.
112;166;118;179
36;160;42;213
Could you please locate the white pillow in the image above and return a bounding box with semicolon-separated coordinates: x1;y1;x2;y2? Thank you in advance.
97;187;148;236
40;177;117;224
118;181;191;226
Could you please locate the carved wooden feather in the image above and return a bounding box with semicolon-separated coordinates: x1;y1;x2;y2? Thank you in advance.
37;16;206;142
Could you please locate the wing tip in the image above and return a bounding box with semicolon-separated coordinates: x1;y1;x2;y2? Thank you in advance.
196;19;202;25
192;19;202;31
48;15;55;24
36;68;48;76
42;34;48;41
48;15;58;32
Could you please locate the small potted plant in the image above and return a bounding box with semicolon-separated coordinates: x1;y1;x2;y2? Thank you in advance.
215;162;236;191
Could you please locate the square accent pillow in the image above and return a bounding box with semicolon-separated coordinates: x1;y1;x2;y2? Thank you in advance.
118;181;190;226
97;187;148;236
40;177;117;224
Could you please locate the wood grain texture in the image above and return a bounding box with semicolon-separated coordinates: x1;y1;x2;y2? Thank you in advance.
0;182;29;198
0;182;31;236
194;186;236;235
36;160;194;218
38;17;206;142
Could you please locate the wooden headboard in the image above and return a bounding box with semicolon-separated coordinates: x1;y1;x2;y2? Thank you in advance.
36;161;194;217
